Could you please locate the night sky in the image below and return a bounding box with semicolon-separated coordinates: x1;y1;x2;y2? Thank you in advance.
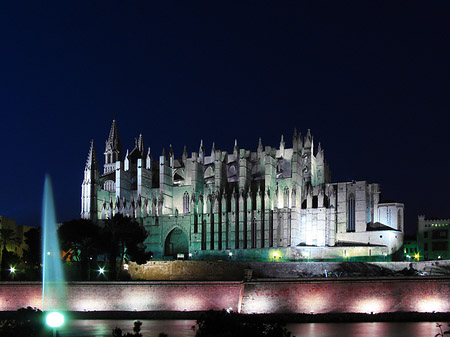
0;2;448;235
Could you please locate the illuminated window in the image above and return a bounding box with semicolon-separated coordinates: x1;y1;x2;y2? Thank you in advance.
183;192;190;214
347;193;355;232
283;187;289;208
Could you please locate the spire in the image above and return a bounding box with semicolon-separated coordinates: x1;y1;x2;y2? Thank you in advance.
233;139;239;155
199;139;204;154
182;145;188;161
304;129;312;148
124;149;130;171
279;134;285;151
293;129;298;153
105;119;122;154
85;140;98;171
146;147;152;169
168;144;174;158
211;142;216;161
136;133;144;155
257;137;263;153
317;142;324;159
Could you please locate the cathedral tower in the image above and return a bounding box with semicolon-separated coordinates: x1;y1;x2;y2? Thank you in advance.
81;140;99;220
104;119;122;174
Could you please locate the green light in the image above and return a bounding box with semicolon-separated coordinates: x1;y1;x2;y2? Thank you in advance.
46;311;64;328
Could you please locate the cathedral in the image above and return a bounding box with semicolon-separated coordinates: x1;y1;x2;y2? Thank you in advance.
81;120;404;261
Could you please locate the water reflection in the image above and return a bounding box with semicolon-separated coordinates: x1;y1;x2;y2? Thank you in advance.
58;320;443;337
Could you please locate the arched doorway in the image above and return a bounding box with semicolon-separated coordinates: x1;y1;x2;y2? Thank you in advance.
164;227;189;258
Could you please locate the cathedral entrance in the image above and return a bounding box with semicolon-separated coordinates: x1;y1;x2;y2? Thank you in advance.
164;228;189;259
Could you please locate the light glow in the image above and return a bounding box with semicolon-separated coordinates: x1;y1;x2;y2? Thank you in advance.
418;298;446;312
9;267;15;273
46;311;64;328
355;298;386;314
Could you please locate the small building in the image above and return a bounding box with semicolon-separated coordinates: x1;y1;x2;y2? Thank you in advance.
0;216;33;258
403;235;419;261
417;215;450;260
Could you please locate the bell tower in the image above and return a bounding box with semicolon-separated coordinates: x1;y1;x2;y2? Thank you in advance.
104;119;122;174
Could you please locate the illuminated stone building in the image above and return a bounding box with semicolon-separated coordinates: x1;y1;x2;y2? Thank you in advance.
81;120;404;260
417;216;450;260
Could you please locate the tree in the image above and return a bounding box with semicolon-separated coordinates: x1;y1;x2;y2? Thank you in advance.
58;219;101;280
193;310;292;337
23;227;41;280
0;228;21;280
102;214;151;280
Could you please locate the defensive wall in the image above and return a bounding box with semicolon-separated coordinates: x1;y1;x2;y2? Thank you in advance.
126;260;450;280
1;277;450;314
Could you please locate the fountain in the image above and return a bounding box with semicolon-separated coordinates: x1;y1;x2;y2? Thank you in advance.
41;175;67;330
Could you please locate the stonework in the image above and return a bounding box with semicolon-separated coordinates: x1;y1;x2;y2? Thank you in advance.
417;216;450;260
81;120;404;260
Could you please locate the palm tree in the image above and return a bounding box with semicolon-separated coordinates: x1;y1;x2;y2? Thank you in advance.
0;228;21;280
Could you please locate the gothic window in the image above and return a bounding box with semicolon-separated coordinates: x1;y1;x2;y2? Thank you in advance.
183;192;190;214
103;180;115;192
283;187;289;208
347;193;355;232
291;189;296;208
397;209;402;231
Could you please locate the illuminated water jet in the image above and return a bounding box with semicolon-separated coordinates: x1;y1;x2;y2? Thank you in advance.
42;175;67;315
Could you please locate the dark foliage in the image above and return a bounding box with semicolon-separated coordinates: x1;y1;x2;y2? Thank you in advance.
0;307;49;337
112;320;143;337
193;310;292;337
58;219;102;280
23;227;41;280
102;214;152;280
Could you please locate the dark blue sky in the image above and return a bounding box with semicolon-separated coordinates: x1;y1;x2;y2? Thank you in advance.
0;2;448;235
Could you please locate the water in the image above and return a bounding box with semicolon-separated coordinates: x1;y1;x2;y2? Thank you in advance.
42;175;67;311
55;320;444;337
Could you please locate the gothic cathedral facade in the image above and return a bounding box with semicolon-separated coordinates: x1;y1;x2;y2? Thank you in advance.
81;120;404;261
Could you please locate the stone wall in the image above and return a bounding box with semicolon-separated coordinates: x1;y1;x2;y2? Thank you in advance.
0;281;243;312
1;277;450;314
241;277;450;314
126;260;450;280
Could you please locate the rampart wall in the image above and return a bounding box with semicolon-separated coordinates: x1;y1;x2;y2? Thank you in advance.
1;277;450;314
127;260;450;280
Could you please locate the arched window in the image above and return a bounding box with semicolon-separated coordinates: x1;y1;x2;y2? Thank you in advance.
283;187;289;208
347;193;355;232
183;192;190;214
